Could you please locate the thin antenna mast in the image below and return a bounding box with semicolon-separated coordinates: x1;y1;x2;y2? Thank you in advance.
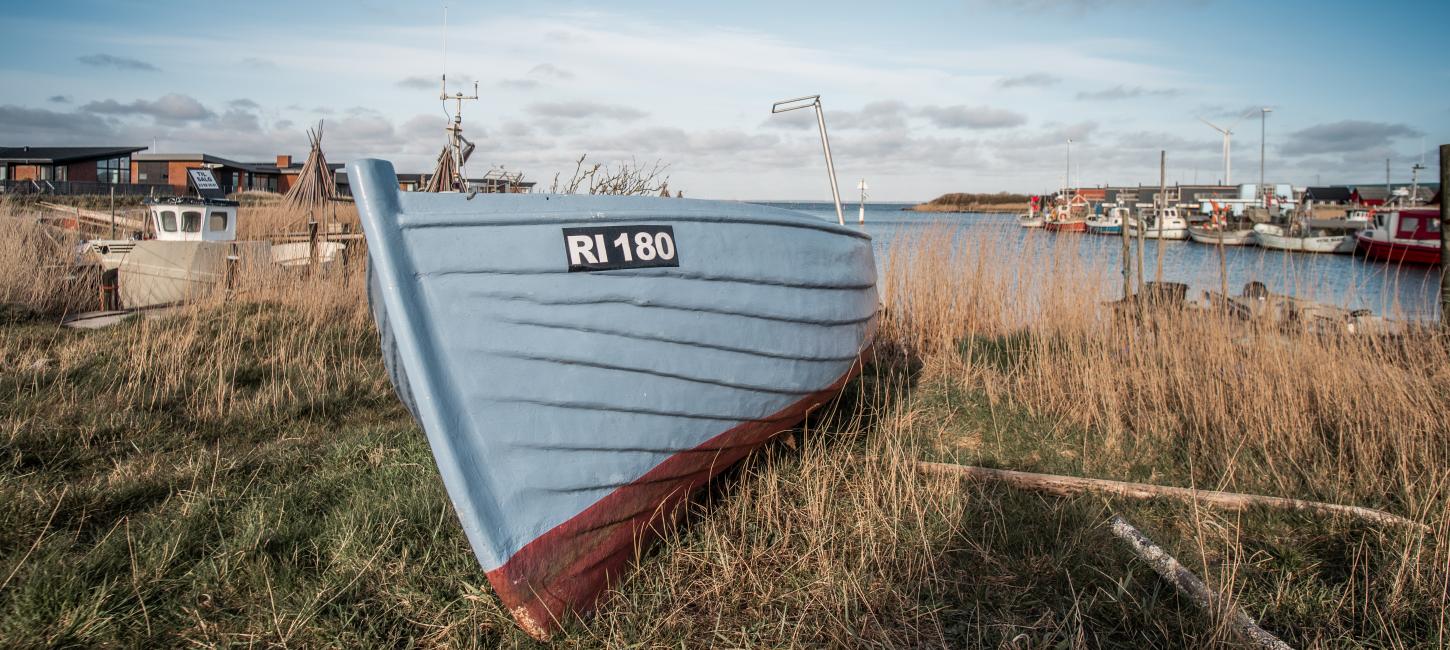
436;3;478;191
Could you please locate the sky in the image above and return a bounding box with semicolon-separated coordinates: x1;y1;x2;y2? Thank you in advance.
1;0;1447;201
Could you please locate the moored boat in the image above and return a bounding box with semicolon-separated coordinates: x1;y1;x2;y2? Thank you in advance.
1355;207;1441;265
1043;194;1090;232
349;158;878;638
1126;206;1189;240
1187;224;1255;246
1086;206;1125;234
1253;220;1355;254
1018;211;1044;228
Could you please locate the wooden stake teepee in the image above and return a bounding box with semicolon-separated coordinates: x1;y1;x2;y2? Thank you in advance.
422;145;460;193
282;122;336;212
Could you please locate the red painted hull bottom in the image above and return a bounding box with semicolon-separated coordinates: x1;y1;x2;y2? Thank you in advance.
1043;221;1087;233
486;354;868;639
1355;235;1440;265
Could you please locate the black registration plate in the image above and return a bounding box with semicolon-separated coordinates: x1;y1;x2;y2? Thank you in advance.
562;225;679;272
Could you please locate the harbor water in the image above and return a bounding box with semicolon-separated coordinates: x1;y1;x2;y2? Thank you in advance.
753;201;1442;320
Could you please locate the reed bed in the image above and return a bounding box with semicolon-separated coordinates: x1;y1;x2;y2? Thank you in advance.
0;206;1444;648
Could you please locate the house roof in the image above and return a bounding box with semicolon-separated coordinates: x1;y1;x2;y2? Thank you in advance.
1305;186;1352;202
1352;186;1390;200
135;152;297;175
0;146;147;164
245;161;345;174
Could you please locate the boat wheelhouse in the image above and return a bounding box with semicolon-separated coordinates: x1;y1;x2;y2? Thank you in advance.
84;172;240;271
1355;208;1441;265
144;196;239;242
1127;205;1189;240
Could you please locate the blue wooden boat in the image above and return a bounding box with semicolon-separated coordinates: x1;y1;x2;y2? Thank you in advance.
349;159;878;638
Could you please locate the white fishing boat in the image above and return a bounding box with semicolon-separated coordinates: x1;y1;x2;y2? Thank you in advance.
1188;225;1255;246
78;169;347;308
1126;206;1189;240
1018;211;1044;228
1252;220;1356;254
1086;206;1125;234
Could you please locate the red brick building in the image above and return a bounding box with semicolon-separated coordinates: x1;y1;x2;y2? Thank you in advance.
0;146;146;184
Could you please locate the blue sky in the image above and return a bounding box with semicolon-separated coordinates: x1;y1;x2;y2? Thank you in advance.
2;0;1446;200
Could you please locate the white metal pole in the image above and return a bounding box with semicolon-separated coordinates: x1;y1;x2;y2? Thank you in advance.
814;100;845;226
1259;108;1270;207
1225;133;1232;185
1066;139;1072;193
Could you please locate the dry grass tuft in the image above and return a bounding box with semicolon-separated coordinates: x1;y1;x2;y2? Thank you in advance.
0;208;1444;648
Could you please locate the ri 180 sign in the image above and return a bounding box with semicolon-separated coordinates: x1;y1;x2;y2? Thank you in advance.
562;225;679;272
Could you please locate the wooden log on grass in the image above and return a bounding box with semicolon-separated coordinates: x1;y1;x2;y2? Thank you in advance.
911;461;1429;533
1110;515;1293;649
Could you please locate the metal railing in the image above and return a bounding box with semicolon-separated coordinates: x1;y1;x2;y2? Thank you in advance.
0;180;180;197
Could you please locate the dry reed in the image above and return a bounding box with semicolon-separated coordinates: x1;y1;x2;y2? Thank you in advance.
0;204;1444;647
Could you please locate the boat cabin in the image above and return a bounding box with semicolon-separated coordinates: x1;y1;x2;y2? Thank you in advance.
142;196;239;242
1378;208;1441;242
140;167;239;242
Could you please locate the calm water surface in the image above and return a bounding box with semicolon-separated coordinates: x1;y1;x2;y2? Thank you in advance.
751;201;1441;320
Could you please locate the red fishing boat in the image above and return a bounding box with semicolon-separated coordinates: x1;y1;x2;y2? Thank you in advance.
1042;193;1090;232
1355;208;1441;265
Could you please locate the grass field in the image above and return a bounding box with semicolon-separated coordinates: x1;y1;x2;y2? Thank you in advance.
0;204;1445;648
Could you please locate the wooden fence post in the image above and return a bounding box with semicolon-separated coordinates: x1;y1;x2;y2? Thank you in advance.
307;219;319;278
1440;144;1448;327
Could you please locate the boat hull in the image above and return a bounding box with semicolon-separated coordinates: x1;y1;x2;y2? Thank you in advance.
1187;227;1255;246
1254;226;1353;253
1086;224;1121;234
351;159;878;638
1044;221;1087;232
270;241;346;268
1355;233;1441;265
1126;226;1189;240
117;240;270;308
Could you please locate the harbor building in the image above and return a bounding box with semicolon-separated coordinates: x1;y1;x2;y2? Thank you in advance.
0;146;147;191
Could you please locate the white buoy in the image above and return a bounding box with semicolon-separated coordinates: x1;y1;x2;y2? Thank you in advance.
857;178;868;224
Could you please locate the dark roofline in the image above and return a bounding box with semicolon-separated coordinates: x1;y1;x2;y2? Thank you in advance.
134;152;288;174
0;146;147;164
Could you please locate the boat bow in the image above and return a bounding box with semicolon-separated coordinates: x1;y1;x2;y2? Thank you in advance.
351;159;878;637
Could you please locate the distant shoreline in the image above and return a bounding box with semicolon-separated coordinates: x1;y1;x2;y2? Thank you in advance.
908;202;1027;214
910;192;1031;215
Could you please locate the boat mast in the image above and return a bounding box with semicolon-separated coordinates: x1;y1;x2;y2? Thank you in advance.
439;4;477;192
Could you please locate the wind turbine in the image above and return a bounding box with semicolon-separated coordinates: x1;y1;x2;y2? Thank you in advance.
1197;115;1245;185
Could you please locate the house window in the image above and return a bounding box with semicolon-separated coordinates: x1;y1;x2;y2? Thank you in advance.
0;166;7;181
182;211;202;233
209;211;229;232
159;210;178;232
137;162;168;184
96;156;131;184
